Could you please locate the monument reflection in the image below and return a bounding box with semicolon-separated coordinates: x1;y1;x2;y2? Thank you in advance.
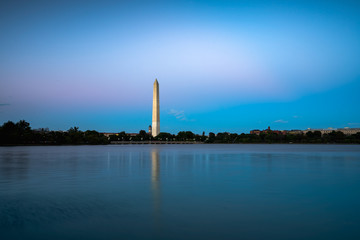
151;147;161;231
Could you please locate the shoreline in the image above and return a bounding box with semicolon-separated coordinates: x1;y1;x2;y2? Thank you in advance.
1;142;360;147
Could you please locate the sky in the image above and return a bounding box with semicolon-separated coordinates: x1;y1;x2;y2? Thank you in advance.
1;0;360;134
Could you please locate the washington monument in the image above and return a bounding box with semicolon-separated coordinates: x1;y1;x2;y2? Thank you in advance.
152;79;160;137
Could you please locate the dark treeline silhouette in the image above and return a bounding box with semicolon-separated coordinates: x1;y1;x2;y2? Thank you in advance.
107;129;360;144
109;131;207;142
205;131;360;144
0;120;108;145
1;120;359;145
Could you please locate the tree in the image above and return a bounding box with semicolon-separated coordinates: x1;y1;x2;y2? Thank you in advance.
0;121;17;144
177;131;195;141
138;130;150;141
84;130;109;144
216;132;230;143
206;132;216;143
0;120;33;144
156;132;174;141
67;127;83;144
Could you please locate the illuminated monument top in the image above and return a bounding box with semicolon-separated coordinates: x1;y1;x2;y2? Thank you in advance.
152;79;160;137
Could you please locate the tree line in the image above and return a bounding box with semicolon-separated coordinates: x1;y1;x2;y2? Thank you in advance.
205;131;360;144
0;120;108;145
0;120;359;145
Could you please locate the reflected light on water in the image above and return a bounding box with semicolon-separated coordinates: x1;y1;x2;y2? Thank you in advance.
151;148;161;234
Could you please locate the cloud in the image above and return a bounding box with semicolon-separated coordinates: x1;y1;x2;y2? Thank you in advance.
168;109;193;121
293;115;300;119
347;123;360;126
169;109;187;121
274;119;288;123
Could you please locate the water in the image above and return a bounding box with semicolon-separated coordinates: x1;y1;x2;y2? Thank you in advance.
1;144;360;240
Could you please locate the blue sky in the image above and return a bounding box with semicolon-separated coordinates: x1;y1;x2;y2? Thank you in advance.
1;0;360;133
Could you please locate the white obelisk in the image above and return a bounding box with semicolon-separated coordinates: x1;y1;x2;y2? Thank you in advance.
152;79;160;137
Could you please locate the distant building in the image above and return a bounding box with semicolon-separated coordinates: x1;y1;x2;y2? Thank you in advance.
287;130;303;135
33;128;50;132
250;126;287;135
148;125;152;134
127;133;138;137
303;128;360;135
265;127;360;136
101;132;118;139
250;129;261;135
339;128;360;135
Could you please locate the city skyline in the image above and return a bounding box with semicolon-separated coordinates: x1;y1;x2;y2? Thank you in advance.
1;0;360;133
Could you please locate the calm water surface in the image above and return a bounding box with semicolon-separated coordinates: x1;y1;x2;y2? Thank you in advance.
1;144;360;240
